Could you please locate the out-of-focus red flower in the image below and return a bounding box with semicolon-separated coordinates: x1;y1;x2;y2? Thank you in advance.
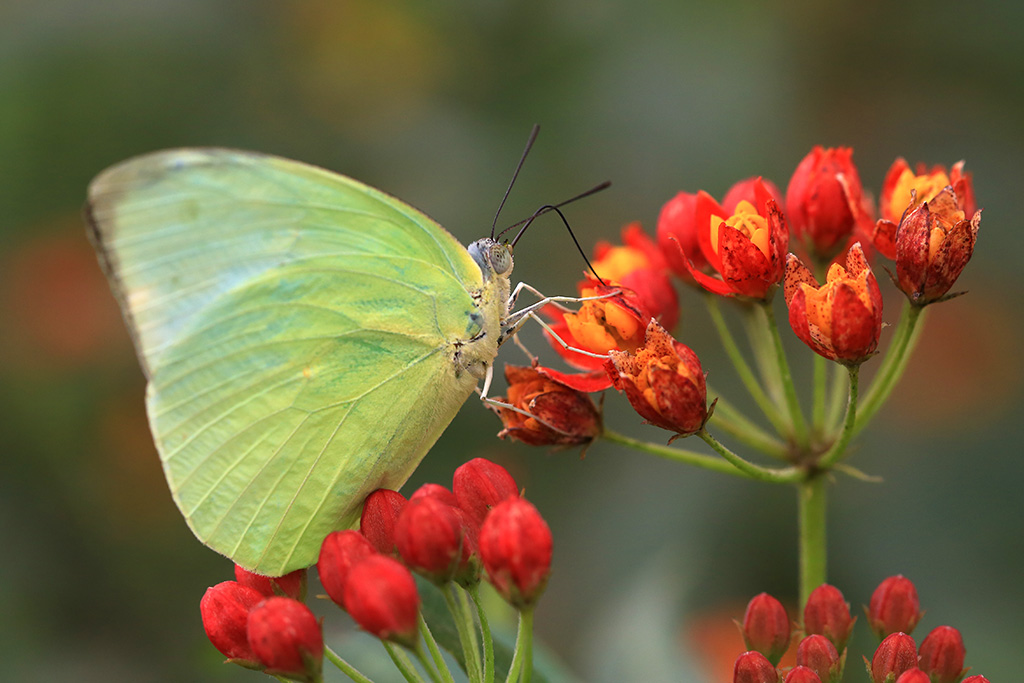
918;626;967;683
723;176;783;215
868;575;923;640
410;483;460;507
733;650;781;683
684;178;788;299
784;243;882;365
870;633;918;683
803;584;856;652
658;190;705;280
889;188;981;305
894;669;931;683
879;158;976;226
796;634;841;683
199;581;265;668
246;597;323;683
786;146;870;259
742;593;792;666
591;222;678;331
962;676;991;683
317;530;377;609
453;458;520;528
478;497;552;609
606;320;708;439
784;666;823;683
233;565;307;602
359;489;408;556
343;555;421;649
394;495;476;585
492;365;601;446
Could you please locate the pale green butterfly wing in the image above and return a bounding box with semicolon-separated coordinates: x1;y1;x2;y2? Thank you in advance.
87;149;506;575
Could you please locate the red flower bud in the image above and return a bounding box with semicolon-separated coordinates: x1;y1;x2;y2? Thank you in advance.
199;581;265;667
868;575;923;640
784;666;823;683
605;319;708;439
360;488;407;556
796;634;841;683
234;565;307;601
410;483;460;507
784;243;882;365
733;650;781;683
786;146;867;258
686;178;788;300
478;498;552;609
723;176;783;215
246;597;323;682
918;626;966;683
870;632;918;683
742;593;792;665
317;530;377;609
658;190;706;279
492;364;602;446
895;669;931;683
453;457;520;528
962;676;991;683
395;495;475;585
803;584;856;652
343;555;420;649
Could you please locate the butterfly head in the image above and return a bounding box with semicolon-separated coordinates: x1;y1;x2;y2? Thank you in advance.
468;238;514;281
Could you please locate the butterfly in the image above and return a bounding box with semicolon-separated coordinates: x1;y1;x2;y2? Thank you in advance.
86;147;535;575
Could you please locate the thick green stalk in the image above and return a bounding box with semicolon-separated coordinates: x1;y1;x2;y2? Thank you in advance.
758;300;810;447
855;302;925;435
798;474;828;615
324;645;375;683
706;295;790;434
504;607;534;683
817;366;859;469
383;642;427;683
469;585;495;683
442;584;482;683
418;612;456;683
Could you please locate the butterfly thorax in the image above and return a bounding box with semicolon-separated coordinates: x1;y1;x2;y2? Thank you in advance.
454;238;514;380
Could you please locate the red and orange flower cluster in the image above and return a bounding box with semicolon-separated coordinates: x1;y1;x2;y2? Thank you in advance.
731;575;981;683
200;458;552;672
493;148;980;443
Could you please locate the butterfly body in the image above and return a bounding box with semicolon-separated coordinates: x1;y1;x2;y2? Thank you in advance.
87;149;513;574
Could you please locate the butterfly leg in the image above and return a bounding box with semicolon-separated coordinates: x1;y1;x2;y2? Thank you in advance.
500;286;621;344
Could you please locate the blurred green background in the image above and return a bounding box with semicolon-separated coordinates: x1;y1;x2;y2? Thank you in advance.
3;1;1022;681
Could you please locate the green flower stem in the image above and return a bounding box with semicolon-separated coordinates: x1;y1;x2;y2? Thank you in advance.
418;612;456;683
758;300;810;448
855;302;925;436
825;362;848;433
442;584;482;683
817;366;860;470
324;645;375;683
455;586;483;678
413;645;446;683
705;294;790;435
743;303;786;406
706;392;791;460
504;607;535;683
812;353;827;437
798;473;828;615
383;642;427;683
469;585;495;683
697;429;804;484
603;428;763;480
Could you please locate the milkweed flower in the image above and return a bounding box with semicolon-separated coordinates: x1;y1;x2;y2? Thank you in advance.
317;530;377;609
658;190;705;279
591;222;678;331
918;626;967;683
492;364;601;446
394;495;476;585
796;635;841;683
200;581;265;668
870;633;918;683
784;243;882;365
246;597;323;683
878;158;976;226
786;146;870;259
742;592;792;666
684;178;789;299
803;584;856;652
343;555;421;648
233;565;307;601
453;458;520;528
359;488;408;556
868;575;923;640
478;497;553;609
733;650;781;683
605;319;708;439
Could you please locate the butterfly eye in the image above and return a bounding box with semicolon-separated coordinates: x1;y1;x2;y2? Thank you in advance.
490;245;513;275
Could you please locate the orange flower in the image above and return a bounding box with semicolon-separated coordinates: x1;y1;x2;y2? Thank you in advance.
492;365;601;446
785;146;870;259
784;243;883;365
685;178;789;299
879;158;976;226
605;320;708;439
892;187;981;305
590;222;678;331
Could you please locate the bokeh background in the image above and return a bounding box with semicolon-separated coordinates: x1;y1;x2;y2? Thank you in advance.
3;1;1022;681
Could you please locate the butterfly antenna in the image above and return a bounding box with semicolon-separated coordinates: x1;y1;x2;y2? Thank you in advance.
507;203;608;286
492;124;542;239
498;180;611;236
